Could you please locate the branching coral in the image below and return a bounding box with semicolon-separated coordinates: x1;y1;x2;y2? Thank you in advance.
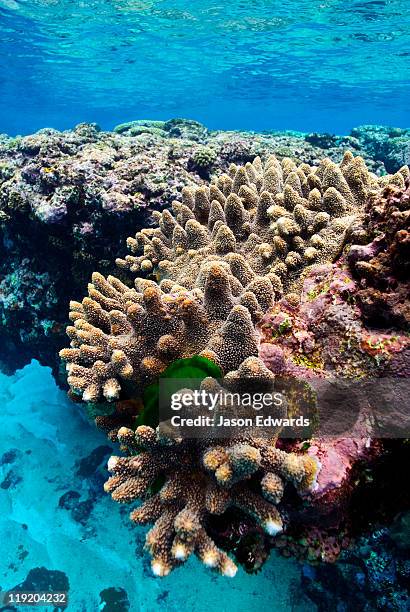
59;152;406;576
104;357;319;577
60;153;397;403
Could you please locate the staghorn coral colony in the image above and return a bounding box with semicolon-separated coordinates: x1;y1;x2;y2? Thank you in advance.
60;151;409;577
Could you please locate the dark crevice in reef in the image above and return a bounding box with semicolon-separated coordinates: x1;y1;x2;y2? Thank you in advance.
348;440;410;532
290;442;410;611
0;199;147;382
207;440;410;574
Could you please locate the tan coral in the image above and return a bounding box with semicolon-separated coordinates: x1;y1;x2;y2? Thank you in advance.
59;152;404;577
60;153;396;403
104;358;321;577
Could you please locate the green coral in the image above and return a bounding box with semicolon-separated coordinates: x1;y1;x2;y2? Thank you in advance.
139;355;222;429
192;146;217;169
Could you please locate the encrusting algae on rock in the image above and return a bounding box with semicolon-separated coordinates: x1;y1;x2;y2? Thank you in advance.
348;176;410;330
59;152;409;577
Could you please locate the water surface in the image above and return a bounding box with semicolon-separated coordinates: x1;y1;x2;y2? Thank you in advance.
1;0;410;134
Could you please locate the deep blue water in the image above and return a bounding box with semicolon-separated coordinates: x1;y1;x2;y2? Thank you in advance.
1;0;410;135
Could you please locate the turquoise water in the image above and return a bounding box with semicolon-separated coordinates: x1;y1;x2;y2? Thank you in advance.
0;361;316;611
1;0;410;134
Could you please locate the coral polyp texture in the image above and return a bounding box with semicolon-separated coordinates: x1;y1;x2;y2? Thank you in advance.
60;152;402;403
104;357;319;577
0;121;395;375
59;151;409;577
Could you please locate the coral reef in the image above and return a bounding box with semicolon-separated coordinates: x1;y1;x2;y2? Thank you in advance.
301;439;410;611
190;146;217;176
260;261;409;382
58;148;409;577
348;177;410;330
302;527;410;611
4;361;310;610
351;125;410;173
275;527;351;564
2;120;410;581
256;262;409;573
0;120;400;377
60;152;398;403
103;361;319;577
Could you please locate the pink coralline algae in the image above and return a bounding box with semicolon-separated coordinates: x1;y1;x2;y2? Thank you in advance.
257;258;408;562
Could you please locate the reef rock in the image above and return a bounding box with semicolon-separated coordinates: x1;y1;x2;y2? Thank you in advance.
348;176;410;330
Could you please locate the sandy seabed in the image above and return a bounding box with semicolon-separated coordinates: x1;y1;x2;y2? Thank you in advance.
0;361;316;612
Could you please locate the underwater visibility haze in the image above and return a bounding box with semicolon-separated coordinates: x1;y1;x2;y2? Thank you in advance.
1;1;410;612
1;0;410;134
